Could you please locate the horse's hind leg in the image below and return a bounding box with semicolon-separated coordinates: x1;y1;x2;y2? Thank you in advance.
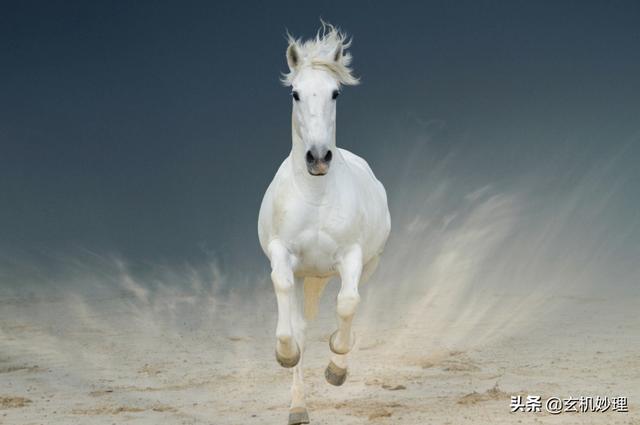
269;240;300;368
289;362;310;424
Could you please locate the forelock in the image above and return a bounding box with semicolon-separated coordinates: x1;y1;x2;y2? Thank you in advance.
281;21;359;87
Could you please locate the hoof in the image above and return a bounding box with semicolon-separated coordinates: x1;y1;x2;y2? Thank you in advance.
324;360;347;386
288;407;310;425
275;342;300;368
329;330;354;355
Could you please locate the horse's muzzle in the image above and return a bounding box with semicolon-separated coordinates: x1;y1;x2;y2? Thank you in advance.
307;160;330;176
306;147;332;176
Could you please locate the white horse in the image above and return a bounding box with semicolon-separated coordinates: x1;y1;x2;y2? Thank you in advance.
258;23;390;425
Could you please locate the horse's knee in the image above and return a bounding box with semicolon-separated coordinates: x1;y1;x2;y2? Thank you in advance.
269;241;295;293
337;291;360;318
271;268;293;294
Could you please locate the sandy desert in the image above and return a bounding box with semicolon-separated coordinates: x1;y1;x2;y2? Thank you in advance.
1;245;638;425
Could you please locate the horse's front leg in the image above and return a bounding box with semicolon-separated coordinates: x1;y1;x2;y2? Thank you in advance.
269;240;301;368
325;245;362;386
288;277;310;425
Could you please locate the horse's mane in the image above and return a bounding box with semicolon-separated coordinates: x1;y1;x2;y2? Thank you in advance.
281;21;359;87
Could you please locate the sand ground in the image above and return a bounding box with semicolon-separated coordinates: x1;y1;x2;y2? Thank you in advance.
0;277;638;425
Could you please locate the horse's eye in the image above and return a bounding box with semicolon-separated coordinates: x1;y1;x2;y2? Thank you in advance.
292;91;300;101
332;90;340;100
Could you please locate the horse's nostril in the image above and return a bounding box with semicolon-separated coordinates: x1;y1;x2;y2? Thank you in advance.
305;151;315;164
324;150;333;162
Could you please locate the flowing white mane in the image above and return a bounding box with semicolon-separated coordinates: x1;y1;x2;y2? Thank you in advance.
281;22;359;86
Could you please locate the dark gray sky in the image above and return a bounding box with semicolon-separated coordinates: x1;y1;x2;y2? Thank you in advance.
1;1;639;277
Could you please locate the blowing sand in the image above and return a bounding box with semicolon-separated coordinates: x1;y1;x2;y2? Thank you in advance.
0;276;638;425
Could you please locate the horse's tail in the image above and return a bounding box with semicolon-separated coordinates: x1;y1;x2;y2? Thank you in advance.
303;277;329;321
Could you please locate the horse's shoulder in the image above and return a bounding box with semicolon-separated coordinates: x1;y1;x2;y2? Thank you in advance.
338;148;377;180
338;148;366;164
266;156;292;188
275;155;293;176
267;156;298;203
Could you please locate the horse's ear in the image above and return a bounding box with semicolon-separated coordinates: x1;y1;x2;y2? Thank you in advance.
286;43;300;71
332;44;343;63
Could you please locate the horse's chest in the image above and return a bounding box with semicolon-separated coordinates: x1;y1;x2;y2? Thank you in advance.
294;227;339;273
281;202;360;273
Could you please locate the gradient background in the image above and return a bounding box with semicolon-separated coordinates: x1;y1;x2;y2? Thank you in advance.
1;1;639;289
1;3;640;423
